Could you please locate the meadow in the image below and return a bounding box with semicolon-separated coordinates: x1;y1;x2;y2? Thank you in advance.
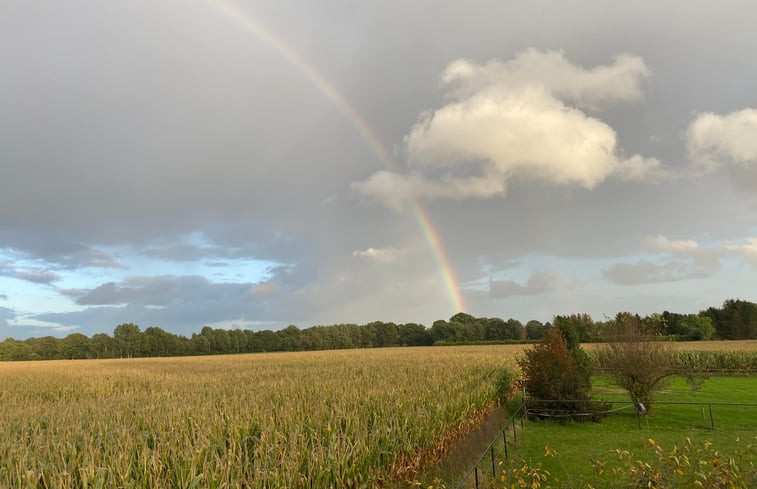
1;342;756;488
488;375;757;488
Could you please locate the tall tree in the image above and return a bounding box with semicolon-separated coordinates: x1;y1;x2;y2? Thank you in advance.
113;323;142;358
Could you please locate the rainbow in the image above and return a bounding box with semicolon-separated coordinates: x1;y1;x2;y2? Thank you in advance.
208;0;466;314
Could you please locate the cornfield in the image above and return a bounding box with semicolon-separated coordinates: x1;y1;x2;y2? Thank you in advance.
0;346;522;488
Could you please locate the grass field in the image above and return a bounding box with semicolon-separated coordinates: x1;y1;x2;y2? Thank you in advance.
478;375;757;488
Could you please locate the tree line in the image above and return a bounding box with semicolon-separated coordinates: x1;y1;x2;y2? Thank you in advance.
1;298;755;361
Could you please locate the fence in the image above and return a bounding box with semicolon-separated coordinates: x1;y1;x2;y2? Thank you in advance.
453;405;524;489
452;398;757;489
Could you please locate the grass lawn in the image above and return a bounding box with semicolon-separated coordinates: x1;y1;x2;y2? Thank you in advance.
479;376;757;488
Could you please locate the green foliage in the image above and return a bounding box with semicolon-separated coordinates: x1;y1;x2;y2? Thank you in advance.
707;299;757;339
525;320;550;340
679;314;716;340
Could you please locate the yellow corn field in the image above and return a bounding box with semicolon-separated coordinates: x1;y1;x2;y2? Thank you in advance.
0;346;522;488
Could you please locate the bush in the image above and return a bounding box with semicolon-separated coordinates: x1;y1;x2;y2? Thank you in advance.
518;330;606;422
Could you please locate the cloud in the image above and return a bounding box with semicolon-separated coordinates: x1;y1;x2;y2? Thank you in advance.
646;235;720;270
0;306;13;322
62;275;250;307
441;50;651;110
0;261;61;284
352;246;402;264
0;294;7;300
248;281;279;301
356;50;663;209
489;271;573;298
603;260;710;285
647;235;700;253
724;237;757;268
687;108;757;172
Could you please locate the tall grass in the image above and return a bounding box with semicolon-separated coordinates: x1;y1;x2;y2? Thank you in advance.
0;346;520;488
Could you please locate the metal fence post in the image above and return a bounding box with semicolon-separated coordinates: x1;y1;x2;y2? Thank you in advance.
503;429;508;460
511;417;517;443
709;403;715;430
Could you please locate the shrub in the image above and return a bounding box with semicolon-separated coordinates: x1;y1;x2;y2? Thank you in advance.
518;330;606;422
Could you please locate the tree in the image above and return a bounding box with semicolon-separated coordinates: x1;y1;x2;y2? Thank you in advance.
525;320;549;340
91;333;117;358
113;323;142;358
554;315;593;387
596;314;676;413
61;333;92;359
679;314;715;341
430;320;462;344
518;329;604;421
398;323;432;346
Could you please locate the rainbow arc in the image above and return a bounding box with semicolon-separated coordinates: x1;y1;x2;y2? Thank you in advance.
209;0;466;314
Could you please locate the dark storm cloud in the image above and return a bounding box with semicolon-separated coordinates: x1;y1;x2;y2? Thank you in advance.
42;279;269;336
62;276;251;307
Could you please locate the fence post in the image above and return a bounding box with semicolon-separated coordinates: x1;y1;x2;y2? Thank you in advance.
709;404;715;430
474;466;479;489
503;428;509;460
520;404;525;430
490;446;495;477
512;417;517;443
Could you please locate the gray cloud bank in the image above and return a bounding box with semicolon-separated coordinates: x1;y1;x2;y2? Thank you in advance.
2;1;757;338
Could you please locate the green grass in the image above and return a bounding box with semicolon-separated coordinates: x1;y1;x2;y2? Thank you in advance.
494;376;757;487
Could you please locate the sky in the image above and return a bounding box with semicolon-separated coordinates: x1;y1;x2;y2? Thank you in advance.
2;0;757;339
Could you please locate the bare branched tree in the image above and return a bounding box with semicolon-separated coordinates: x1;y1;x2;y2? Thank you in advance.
596;313;676;414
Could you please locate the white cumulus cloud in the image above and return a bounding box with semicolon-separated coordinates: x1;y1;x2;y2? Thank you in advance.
441;49;651;110
355;50;663;210
687;108;757;172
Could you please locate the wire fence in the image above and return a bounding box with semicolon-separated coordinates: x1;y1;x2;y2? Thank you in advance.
453;405;524;489
452;398;757;489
